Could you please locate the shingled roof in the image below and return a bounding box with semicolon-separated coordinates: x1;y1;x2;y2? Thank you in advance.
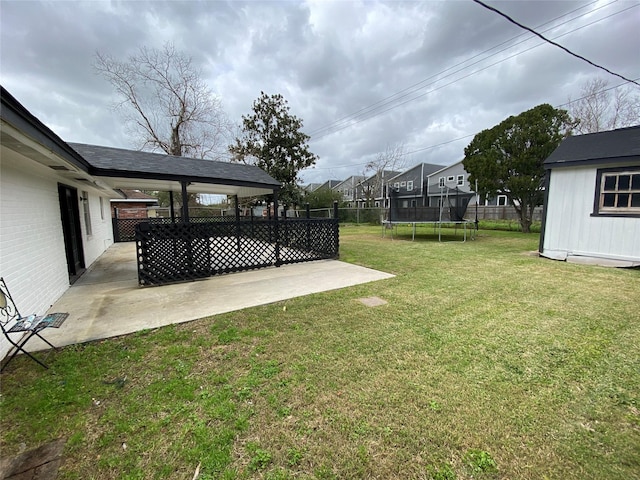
1;86;280;198
545;125;640;168
68;143;281;198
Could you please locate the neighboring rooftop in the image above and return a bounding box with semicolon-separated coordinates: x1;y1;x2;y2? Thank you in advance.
113;189;159;202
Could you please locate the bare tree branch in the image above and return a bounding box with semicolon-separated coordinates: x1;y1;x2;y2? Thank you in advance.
94;42;234;159
568;78;640;134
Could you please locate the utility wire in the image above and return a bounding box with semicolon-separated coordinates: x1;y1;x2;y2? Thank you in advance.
309;5;636;142
307;0;622;139
309;2;635;141
303;78;638;171
306;0;603;137
472;0;639;87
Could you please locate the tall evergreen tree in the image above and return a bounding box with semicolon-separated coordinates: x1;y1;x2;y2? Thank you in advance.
463;104;573;233
229;92;318;205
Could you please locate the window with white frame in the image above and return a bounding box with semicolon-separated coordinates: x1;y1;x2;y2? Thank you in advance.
457;174;464;186
407;180;414;191
595;168;640;216
439;177;445;188
447;176;454;182
394;182;400;190
82;191;92;236
400;181;406;187
497;195;508;206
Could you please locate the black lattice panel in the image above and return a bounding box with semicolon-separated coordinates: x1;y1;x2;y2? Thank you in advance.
114;217;172;242
277;219;339;265
135;219;339;286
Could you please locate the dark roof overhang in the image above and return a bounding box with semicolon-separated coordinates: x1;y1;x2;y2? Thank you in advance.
1;85;92;174
69;143;281;198
1;85;280;199
544;125;640;170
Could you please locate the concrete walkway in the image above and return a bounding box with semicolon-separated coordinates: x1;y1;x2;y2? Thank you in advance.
27;243;394;352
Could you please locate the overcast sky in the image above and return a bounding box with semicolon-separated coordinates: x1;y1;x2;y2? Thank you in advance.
1;0;638;185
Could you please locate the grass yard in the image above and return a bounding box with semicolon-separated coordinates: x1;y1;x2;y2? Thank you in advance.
1;226;639;479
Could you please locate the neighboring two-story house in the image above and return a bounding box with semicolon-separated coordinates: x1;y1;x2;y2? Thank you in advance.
357;170;402;208
387;163;444;208
425;160;474;207
334;175;365;207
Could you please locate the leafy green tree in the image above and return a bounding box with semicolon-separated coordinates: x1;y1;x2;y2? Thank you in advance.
463;104;573;233
304;187;344;210
229;92;318;206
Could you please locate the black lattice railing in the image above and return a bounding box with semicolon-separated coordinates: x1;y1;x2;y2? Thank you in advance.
135;218;339;286
114;216;233;242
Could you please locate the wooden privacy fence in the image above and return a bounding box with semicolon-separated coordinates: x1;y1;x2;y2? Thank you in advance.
135;218;339;286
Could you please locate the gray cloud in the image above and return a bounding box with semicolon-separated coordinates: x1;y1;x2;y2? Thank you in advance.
1;0;638;185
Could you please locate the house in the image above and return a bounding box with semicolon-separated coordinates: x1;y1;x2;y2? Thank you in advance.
333;175;364;207
425;160;473;207
111;189;159;219
357;170;402;208
388;163;444;208
1;86;281;358
539;125;640;266
1;87;122;311
314;179;341;191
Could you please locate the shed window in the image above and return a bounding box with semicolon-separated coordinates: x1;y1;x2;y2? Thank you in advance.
457;174;464;186
595;168;640;216
439;177;445;188
407;180;414;191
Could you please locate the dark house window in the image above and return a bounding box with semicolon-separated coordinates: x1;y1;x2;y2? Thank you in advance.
594;168;640;217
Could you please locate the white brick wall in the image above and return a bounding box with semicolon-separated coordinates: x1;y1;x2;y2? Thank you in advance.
1;146;114;359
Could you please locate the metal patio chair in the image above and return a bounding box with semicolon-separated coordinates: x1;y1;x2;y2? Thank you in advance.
0;277;68;372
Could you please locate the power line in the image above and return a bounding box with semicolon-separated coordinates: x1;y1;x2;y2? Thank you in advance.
557;78;640;108
472;0;639;87
303;79;638;172
306;0;621;139
309;5;636;142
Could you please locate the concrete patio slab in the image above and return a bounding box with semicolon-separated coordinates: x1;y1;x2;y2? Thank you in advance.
25;243;394;352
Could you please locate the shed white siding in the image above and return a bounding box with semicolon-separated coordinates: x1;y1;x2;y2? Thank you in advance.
542;166;640;263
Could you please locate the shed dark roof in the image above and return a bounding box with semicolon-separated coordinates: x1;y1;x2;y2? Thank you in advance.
545;125;640;168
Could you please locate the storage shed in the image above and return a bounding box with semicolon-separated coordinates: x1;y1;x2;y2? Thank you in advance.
539;125;640;267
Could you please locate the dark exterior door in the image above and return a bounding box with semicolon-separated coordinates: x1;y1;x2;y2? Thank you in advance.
58;184;85;282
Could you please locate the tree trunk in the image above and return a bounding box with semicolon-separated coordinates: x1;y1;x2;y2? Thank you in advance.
513;201;532;233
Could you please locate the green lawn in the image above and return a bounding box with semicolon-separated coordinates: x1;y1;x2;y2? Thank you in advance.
1;226;639;479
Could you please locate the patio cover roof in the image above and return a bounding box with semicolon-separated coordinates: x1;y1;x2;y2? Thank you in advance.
1;86;281;198
69;143;281;198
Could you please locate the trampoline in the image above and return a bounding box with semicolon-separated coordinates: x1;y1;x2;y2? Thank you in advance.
383;186;476;242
